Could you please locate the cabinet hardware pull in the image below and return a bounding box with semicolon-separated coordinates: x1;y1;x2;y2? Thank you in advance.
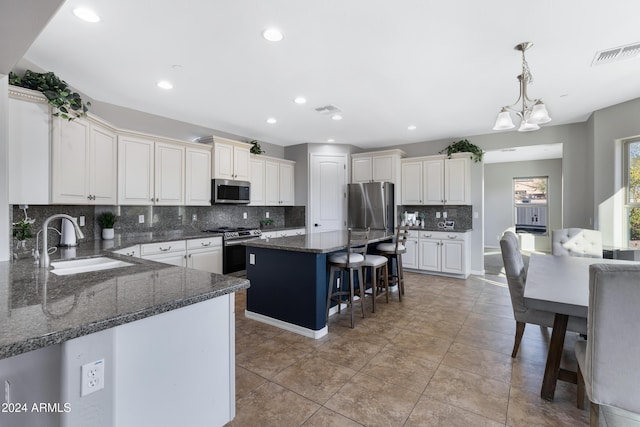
448;235;457;239
126;252;134;256
201;242;212;246
159;246;171;251
156;198;159;202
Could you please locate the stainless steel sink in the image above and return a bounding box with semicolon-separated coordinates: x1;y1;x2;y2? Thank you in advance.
50;257;133;276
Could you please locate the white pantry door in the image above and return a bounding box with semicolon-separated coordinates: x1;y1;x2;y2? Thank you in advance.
309;153;347;231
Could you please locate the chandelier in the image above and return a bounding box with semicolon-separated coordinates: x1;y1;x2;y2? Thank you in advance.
493;42;552;132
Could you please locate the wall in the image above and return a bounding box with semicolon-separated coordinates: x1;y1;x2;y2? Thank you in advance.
0;75;9;261
484;159;563;251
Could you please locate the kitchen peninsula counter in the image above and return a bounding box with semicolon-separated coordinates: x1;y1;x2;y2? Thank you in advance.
244;230;394;338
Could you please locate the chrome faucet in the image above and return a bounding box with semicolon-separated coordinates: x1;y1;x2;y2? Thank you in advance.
39;214;84;268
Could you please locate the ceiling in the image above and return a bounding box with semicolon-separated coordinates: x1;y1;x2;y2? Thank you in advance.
14;0;640;149
484;143;563;164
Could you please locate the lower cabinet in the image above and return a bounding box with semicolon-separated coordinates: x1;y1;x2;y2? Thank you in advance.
261;228;306;239
402;230;470;277
186;237;223;274
124;237;223;274
141;241;187;267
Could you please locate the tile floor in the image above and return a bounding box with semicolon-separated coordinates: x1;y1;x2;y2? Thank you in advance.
226;270;589;426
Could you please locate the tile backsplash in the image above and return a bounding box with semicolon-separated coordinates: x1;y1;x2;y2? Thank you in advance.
398;205;472;230
10;204;306;256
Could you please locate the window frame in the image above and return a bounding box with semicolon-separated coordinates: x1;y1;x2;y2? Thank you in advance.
513;176;550;235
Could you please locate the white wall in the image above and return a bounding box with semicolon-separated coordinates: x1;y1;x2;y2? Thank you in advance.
0;75;9;261
485;159;563;251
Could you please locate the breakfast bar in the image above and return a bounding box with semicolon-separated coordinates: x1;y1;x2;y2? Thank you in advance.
244;229;394;338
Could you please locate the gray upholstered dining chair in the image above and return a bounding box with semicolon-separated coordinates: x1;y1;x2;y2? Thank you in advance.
575;264;640;426
500;231;587;357
552;228;603;258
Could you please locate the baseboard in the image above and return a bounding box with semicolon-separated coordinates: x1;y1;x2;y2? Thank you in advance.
244;310;328;339
471;269;486;276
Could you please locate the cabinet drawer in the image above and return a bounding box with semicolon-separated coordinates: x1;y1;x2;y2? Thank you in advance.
187;236;222;250
113;244;140;257
141;240;186;256
407;230;420;238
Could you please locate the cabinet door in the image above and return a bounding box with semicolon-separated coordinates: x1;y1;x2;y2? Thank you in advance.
444;157;471;205
51;117;90;203
419;239;441;271
188;248;223;274
233;144;251;181
401;161;423;204
402;238;419;269
352;157;372;183
118;136;154;205
441;239;464;274
423;159;444;205
142;252;187;267
213;142;234;180
249;158;265;205
279;162;295;205
372;155;394;182
186;147;212;206
264;160;280;205
90;123;117;205
155;142;185;205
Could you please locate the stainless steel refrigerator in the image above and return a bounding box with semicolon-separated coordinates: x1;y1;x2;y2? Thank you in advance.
348;182;395;232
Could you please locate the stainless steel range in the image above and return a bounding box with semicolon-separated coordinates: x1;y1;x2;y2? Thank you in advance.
202;227;262;274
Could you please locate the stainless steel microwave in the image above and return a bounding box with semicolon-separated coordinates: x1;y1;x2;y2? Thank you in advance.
212;179;251;204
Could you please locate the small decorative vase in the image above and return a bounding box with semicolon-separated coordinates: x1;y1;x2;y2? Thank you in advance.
102;228;115;240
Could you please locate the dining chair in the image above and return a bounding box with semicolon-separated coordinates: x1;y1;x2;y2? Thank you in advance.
575;264;640;426
326;228;369;328
552;228;603;258
376;225;409;301
500;231;587;357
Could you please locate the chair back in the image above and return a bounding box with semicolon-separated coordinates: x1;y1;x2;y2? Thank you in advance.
346;228;369;266
499;231;527;320
552;228;602;258
394;225;409;254
583;264;640;413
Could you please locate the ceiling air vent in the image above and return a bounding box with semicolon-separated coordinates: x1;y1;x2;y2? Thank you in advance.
314;105;342;115
592;42;640;66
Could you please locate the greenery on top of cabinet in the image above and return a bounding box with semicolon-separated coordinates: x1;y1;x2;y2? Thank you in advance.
440;139;483;163
9;70;90;121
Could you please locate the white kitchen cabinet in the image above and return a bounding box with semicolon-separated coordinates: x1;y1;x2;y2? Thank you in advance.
203;137;251;181
185;146;212;206
118;135;186;206
113;245;141;258
249;156;266;205
412;230;470;277
51;116;118;205
265;158;295;206
186;237;223;274
260;228;305;239
8;87;51;204
418;238;441;271
351;149;405;184
401;154;471;205
141;240;187;267
402;231;419;269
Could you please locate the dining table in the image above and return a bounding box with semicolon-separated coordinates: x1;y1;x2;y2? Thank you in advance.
523;253;638;401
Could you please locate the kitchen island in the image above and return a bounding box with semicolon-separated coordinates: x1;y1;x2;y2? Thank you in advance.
244;229;394;338
0;246;248;427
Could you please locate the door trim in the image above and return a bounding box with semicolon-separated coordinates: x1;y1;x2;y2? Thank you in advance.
308;152;348;232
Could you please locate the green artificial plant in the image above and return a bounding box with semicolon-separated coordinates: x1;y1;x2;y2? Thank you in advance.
97;212;118;229
249;140;264;155
440;139;484;163
13;218;33;241
9;70;90;120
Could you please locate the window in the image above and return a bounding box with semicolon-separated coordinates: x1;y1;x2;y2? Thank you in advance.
624;139;640;247
514;176;549;234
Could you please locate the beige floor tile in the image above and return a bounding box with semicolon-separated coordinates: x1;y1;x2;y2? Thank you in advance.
473;301;516;319
423;364;510;423
405;395;504;427
507;385;588;426
324;373;421;427
403;317;462;341
390;330;452;362
441;342;513;383
272;356;357;404
226;382;319;427
236;339;311;379
235;366;266;399
360;345;439;393
464;312;517;335
301;407;364;427
314;335;387;371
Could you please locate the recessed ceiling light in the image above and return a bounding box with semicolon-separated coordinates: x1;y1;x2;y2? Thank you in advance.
294;96;307;105
73;7;100;23
331;114;343;121
408;125;417;130
266;117;277;124
327;138;335;143
157;80;173;90
262;28;284;42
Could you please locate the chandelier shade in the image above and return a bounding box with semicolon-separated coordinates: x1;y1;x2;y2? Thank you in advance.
493;42;552;132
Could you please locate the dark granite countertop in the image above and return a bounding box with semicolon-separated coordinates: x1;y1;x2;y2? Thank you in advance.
244;229;394;253
1;241;249;360
406;227;472;233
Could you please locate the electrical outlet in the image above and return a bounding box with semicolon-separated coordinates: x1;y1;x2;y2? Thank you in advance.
436;212;441;218
81;359;105;397
138;215;145;224
442;212;447;218
243;212;247;219
192;214;197;221
249;253;256;265
265;212;269;218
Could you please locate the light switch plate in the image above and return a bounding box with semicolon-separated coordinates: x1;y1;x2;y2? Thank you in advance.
138;215;145;224
436;212;441;218
249;253;255;265
79;216;85;226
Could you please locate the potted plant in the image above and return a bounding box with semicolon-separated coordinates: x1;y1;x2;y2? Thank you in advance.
249;140;264;155
98;212;118;240
440;139;484;163
13;218;34;250
259;218;274;229
9;70;90;121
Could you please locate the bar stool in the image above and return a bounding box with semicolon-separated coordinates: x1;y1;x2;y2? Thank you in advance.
376;225;409;301
326;228;369;328
362;254;389;313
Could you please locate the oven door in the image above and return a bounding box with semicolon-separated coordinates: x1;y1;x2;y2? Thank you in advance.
223;238;260;274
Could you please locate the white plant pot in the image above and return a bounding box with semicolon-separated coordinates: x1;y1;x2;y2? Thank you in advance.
102;228;115;240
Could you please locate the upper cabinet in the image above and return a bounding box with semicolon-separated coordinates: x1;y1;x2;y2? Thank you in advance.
51;116;118;205
249;155;295;206
201;137;251;181
401;154;471;205
118;135;186;206
185;146;212;206
351;149;405;184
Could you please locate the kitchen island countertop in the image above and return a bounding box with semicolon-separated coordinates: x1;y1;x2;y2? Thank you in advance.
244;229;395;253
